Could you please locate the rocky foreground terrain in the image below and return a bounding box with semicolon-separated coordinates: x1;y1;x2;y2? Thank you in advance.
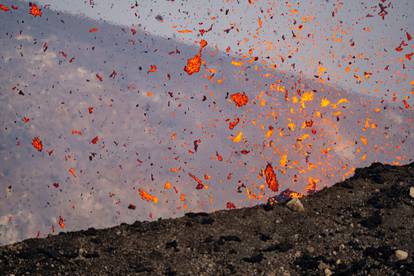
1;162;413;275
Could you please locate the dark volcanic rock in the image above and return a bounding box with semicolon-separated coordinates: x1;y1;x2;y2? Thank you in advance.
0;162;413;275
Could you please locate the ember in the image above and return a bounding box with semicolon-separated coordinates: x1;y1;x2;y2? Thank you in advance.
264;163;278;192
0;4;9;12
58;216;65;229
29;3;41;17
31;137;43;152
184;55;202;75
230;92;249;107
139;189;158;204
184;40;208;75
188;173;204;190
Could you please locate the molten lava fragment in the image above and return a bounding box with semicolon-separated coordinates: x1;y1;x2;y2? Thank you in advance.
230;92;249;107
58;216;65;229
164;181;171;189
264;163;278;192
231;60;243;67
403;100;410;109
280;154;287;167
0;4;10;11
226;202;236;209
147;64;157;73
306;177;318;193
91;136;99;144
321;97;330;107
199;39;208;49
29;3;42;17
216;151;223;161
188;173;204;189
89;27;98;33
305;120;313;128
32;137;43;152
139;188;158;204
184;54;201;75
68;168;76;177
229;117;240;129
360;136;368;146
177;29;192;33
184;39;207;75
290;192;304;199
232;131;243;143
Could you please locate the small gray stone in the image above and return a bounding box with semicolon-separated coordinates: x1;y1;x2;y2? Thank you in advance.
409;187;414;199
286;198;305;212
318;261;329;270
306;246;315;254
395;250;408;261
324;268;333;276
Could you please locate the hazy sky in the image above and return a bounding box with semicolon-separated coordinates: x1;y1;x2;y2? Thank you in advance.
34;0;414;101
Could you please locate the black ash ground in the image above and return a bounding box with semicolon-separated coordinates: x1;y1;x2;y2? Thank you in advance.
1;162;413;275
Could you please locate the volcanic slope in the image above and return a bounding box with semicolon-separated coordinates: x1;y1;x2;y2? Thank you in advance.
1;162;413;275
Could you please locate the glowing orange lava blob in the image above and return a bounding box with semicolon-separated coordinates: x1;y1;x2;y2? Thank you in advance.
184;40;208;75
91;136;99;144
230;92;249;107
264;163;278;192
184;54;202;75
58;216;65;229
147;64;157;73
139;188;158;204
188;173;204;189
29;3;42;17
229;117;240;129
0;4;10;11
32;137;43;152
226;202;236;209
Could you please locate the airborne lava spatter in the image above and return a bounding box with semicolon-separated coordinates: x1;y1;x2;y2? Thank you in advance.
264;163;279;192
29;2;41;17
0;4;10;12
184;39;208;75
0;0;413;245
230;92;249;107
32;137;43;152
